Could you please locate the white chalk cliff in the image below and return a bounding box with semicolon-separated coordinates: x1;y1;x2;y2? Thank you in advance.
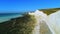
29;10;60;34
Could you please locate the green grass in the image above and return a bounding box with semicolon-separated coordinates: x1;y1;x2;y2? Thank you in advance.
39;8;60;15
0;13;36;34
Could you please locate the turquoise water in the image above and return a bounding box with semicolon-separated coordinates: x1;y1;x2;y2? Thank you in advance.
0;13;22;23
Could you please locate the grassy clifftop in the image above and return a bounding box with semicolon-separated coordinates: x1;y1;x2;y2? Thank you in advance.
0;13;36;34
39;8;60;15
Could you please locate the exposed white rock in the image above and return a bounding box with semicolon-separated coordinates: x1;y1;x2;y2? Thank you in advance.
29;10;60;34
29;10;52;34
48;10;60;34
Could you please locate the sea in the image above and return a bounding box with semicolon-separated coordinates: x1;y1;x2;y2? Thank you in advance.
0;13;23;23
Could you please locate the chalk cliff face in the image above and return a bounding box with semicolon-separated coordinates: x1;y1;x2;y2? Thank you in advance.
48;10;60;34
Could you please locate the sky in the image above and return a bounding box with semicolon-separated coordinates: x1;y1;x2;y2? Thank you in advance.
0;0;60;13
